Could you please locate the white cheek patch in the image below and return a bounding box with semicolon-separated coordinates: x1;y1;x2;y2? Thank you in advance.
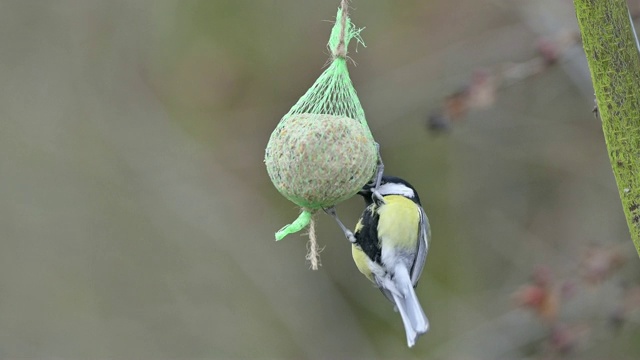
378;183;415;198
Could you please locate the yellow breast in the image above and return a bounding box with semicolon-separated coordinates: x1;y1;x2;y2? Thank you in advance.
352;244;375;282
377;195;420;251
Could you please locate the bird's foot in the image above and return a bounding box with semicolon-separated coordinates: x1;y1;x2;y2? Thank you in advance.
323;207;357;243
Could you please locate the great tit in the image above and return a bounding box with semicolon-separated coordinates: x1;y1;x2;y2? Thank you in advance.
327;176;430;347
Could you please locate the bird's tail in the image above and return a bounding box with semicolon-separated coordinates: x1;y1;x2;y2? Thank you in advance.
391;264;429;348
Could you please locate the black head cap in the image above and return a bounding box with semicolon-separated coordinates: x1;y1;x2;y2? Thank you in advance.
358;175;421;205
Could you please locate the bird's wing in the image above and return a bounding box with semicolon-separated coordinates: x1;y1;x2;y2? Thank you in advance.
379;287;396;305
410;205;431;286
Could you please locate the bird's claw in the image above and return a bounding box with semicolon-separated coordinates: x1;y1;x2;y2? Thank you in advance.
371;142;386;205
323;207;335;216
372;189;386;205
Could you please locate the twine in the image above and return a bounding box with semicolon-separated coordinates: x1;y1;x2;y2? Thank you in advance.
334;0;350;58
305;215;322;270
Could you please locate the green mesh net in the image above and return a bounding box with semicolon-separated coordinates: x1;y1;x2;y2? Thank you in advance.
264;5;377;249
574;0;640;257
267;113;376;208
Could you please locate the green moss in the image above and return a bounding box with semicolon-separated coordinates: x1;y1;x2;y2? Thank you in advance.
575;0;640;258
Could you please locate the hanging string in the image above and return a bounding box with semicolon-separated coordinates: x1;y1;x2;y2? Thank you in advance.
334;0;350;58
305;215;321;270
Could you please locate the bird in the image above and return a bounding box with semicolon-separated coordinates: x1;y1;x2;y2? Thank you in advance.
325;175;431;347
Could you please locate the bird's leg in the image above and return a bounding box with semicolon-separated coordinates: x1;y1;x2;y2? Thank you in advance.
372;142;385;205
323;207;356;243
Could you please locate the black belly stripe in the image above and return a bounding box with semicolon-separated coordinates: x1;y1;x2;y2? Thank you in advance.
354;205;382;264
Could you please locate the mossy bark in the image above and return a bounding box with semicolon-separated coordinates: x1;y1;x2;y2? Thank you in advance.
574;0;640;258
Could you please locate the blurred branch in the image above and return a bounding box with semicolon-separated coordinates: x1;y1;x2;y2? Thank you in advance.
427;30;581;132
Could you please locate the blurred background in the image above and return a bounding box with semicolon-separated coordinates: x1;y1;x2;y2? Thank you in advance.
1;0;640;358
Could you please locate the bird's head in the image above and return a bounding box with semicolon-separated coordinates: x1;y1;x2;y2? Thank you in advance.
358;175;421;205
